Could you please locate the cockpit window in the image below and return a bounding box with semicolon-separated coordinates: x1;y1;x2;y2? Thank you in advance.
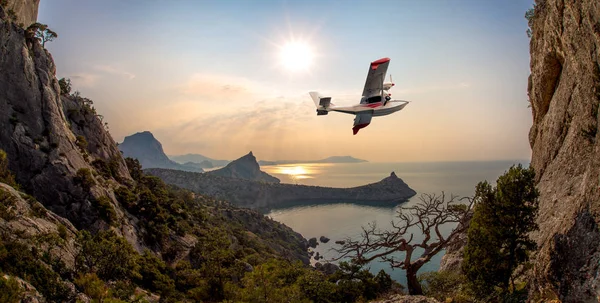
367;96;382;104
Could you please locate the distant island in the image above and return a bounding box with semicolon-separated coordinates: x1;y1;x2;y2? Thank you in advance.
169;153;230;168
258;156;367;166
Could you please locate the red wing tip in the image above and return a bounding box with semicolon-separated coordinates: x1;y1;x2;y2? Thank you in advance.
371;57;390;65
352;123;370;135
370;57;390;70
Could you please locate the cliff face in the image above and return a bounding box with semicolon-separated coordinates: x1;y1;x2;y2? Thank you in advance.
0;10;137;241
2;0;39;26
528;0;600;301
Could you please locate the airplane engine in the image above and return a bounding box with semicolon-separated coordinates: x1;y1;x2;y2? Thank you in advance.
317;109;328;115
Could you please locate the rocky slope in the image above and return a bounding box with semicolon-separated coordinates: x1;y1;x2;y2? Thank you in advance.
2;0;39;26
527;0;600;301
147;169;416;211
118;131;203;173
207;151;280;183
0;11;140;237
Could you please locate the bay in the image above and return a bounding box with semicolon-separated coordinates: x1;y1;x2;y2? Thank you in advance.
263;160;529;285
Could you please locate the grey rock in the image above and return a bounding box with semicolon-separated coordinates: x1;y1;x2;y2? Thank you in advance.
335;240;346;245
0;182;78;272
308;237;318;248
319;236;330;243
438;211;472;273
2;0;39;26
527;0;600;301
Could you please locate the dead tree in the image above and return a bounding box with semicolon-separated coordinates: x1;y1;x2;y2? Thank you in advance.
333;192;473;295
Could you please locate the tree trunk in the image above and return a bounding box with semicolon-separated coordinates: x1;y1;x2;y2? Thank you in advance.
406;268;423;295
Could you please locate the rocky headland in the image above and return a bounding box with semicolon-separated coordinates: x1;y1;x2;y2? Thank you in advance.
146;168;416;211
207;151;280;183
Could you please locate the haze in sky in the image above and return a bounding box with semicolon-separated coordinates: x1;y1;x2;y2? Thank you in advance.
38;0;534;162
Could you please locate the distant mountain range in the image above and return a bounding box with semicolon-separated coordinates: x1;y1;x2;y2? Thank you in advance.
207;152;280;183
169;153;230;168
118;131;203;172
258;156;367;166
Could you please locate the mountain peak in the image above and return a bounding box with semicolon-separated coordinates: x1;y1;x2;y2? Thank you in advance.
208;152;279;183
390;171;397;178
119;131;202;172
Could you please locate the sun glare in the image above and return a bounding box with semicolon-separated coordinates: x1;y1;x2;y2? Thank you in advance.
279;41;314;72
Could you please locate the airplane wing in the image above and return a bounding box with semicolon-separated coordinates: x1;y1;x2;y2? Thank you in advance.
352;112;373;135
361;58;390;102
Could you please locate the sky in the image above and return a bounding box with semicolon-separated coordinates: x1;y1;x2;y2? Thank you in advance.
38;0;535;162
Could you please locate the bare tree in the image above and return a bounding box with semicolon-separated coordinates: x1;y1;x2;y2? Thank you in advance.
333;193;473;295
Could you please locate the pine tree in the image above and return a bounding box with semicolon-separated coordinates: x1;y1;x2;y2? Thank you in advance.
463;164;539;298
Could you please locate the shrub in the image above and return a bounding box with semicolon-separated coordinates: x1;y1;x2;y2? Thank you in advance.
74;168;95;190
76;135;88;152
0;239;74;301
0;149;18;188
57;224;68;240
58;78;71;95
75;273;109;302
75;230;141;282
0;188;17;221
0;274;23;303
95;196;117;226
420;270;473;302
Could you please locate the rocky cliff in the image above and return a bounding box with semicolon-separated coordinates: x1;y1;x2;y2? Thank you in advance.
0;11;138;237
1;0;39;26
527;0;600;301
119;131;203;173
147;169;416;211
207;151;280;183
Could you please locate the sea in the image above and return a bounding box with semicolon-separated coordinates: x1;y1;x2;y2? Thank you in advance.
261;160;530;286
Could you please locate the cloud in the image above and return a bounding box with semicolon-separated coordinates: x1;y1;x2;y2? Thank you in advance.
69;73;99;87
179;73;277;102
93;65;136;79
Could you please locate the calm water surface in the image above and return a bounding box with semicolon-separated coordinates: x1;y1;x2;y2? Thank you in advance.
262;161;529;285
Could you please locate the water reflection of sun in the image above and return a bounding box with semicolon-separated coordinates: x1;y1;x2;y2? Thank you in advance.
277;166;313;180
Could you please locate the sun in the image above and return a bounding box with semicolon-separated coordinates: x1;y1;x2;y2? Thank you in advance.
279;41;314;72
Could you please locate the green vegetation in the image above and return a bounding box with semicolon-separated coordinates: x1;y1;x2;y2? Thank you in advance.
0;275;23;303
463;164;538;300
95;196;118;226
26;22;57;47
76;135;88;152
0;149;18;188
420;270;473;303
74;168;95;190
0;237;74;301
525;6;536;38
58;77;71;95
0;187;17;221
92;157;124;182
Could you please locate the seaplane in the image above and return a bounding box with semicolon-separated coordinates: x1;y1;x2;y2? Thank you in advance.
309;57;410;135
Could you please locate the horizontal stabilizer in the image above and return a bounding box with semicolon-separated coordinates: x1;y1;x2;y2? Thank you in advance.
319;97;331;108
